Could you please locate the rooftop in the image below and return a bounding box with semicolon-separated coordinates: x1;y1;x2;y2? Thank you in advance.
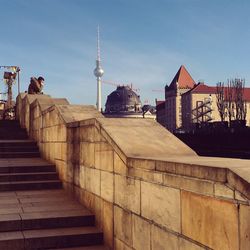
167;65;196;90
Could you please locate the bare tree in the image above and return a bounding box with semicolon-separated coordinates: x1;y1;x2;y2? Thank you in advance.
216;82;226;121
225;80;234;125
233;78;247;121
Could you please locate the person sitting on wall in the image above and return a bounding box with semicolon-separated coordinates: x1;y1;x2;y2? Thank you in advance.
28;76;45;94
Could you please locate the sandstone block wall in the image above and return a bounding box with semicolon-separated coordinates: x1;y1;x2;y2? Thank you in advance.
16;94;250;250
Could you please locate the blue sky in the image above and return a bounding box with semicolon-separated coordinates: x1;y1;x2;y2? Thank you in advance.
1;0;250;106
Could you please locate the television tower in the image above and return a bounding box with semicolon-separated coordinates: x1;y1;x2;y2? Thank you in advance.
94;26;104;112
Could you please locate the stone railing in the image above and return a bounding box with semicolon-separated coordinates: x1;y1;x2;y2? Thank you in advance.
16;93;250;250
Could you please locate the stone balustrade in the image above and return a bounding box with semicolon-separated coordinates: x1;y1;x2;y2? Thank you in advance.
16;93;250;250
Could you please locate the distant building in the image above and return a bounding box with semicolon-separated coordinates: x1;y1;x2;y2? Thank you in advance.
156;65;250;132
181;83;218;131
105;85;142;113
104;85;156;119
182;82;250;131
156;65;195;132
156;100;165;126
142;104;156;119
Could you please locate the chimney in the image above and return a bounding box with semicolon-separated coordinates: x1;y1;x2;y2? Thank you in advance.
198;79;205;85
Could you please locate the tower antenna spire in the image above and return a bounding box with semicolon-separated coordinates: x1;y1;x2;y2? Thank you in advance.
97;25;100;61
94;25;104;112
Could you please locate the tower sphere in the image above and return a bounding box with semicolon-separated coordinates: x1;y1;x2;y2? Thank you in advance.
94;67;104;77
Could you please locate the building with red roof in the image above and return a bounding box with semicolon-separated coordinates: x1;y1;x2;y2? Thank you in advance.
156;66;250;132
182;81;250;131
167;65;196;91
159;65;196;131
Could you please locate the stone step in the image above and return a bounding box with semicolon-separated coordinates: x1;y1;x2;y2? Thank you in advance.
0;180;62;191
0;136;28;140
0;146;39;152
0;172;58;182
0;126;22;130
0;201;85;215
0;120;19;125
0;152;40;158
48;245;109;250
0;164;56;174
0;209;95;232
0;132;27;137
0;121;106;249
15;189;67;197
0;133;28;140
0;140;37;147
0;227;103;250
0;127;26;132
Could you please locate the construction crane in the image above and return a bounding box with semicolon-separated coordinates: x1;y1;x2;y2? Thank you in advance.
102;80;140;92
0;66;20;120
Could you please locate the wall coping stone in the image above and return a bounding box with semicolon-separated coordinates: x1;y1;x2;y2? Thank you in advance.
17;93;250;201
30;97;69;112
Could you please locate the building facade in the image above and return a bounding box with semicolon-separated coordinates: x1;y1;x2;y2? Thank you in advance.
156;65;250;132
181;83;219;131
157;65;195;132
182;82;250;131
104;85;156;119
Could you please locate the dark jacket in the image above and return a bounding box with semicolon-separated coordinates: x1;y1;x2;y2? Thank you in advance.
28;77;43;94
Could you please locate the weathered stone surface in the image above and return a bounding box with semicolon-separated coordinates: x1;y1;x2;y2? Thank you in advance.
80;190;95;213
95;126;106;142
128;168;163;184
56;105;103;123
72;163;80;186
102;200;113;249
95;142;114;172
100;171;114;203
227;170;250;200
60;143;67;161
178;238;205;250
114;175;140;214
114;238;133;250
127;158;155;170
181;190;239;250
141;181;180;232
55;160;68;182
15;93;250;250
97;117;196;159
240;204;250;250
156;161;176;173
156;160;227;182
85;167;100;196
163;173;213;195
79;125;95;142
114;206;132;246
151;224;178;250
114;152;127;175
132;215;150;250
80;142;95;167
56;124;67;141
93;195;102;229
100;127;127;164
79;165;85;189
235;190;248;203
214;183;234;199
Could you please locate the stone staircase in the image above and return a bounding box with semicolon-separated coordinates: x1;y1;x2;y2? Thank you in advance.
0;120;107;250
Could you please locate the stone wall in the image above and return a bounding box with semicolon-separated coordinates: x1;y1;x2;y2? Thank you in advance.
16;94;250;250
